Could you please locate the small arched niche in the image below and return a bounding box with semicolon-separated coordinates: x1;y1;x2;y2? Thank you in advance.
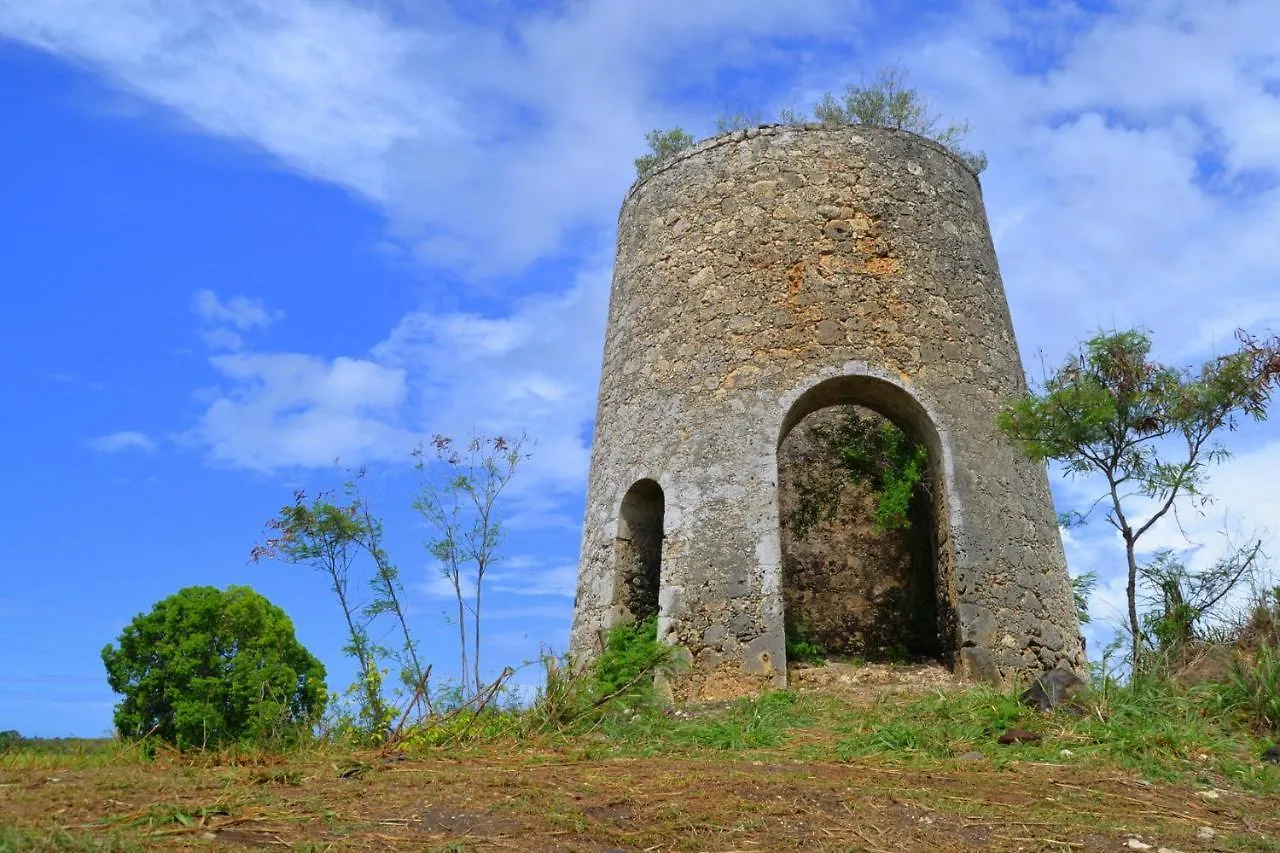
777;376;957;665
614;478;664;623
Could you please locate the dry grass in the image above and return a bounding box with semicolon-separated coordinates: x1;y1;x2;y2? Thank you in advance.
3;667;1278;852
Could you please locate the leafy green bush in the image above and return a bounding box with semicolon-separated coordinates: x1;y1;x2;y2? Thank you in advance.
593;617;669;700
634;128;696;178
101;585;326;750
825;410;928;532
809;66;988;172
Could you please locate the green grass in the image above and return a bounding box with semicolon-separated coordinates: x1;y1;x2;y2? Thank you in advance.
827;682;1280;791
0;827;142;852
0;737;151;771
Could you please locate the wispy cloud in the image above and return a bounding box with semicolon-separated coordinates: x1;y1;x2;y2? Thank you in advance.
193;289;281;351
191;351;414;471
89;430;156;453
193;289;279;330
0;0;866;272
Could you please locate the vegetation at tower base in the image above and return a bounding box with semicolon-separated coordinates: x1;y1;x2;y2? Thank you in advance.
12;661;1280;849
100;585;325;750
997;327;1280;675
635;64;986;178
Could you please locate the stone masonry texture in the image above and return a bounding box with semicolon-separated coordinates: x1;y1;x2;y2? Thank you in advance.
570;124;1086;700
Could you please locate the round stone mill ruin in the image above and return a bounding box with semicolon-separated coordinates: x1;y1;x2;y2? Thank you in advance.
570;123;1086;700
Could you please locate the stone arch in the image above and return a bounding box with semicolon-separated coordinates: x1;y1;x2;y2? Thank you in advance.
776;375;958;665
613;478;665;624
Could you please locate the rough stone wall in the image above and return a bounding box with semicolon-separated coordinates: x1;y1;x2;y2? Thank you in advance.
570;124;1086;699
778;405;938;660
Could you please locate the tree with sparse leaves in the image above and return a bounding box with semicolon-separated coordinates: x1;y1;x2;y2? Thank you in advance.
413;434;528;700
997;328;1280;671
808;66;988;173
101;586;325;749
253;486;393;735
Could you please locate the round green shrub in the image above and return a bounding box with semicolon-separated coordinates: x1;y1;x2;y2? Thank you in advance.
101;585;326;749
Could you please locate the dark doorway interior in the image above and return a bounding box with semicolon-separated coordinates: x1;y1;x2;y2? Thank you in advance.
615;478;664;623
777;404;942;662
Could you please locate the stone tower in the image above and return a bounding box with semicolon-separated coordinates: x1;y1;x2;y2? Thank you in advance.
571;124;1085;700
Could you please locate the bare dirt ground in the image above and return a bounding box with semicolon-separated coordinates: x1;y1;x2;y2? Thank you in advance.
3;664;1277;852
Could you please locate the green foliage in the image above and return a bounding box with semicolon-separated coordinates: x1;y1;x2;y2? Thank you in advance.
1139;543;1264;662
0;827;140;851
413;434;528;701
255;488;390;736
634;127;696;177
998;327;1280;670
834;687;1024;759
1218;643;1280;734
784;619;826;665
829;677;1276;786
593;617;668;700
713;109;763;133
1070;570;1099;625
809;66;988;172
676;691;807;750
0;729;22;750
101;585;326;750
823;410;928;533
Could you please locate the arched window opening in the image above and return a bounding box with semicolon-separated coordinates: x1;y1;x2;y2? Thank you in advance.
777;379;955;666
615;478;664;623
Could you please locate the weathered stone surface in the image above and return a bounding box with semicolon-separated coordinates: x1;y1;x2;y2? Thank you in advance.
570;124;1086;699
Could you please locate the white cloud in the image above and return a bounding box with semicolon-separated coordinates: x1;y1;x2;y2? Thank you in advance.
182;265;608;489
191;352;414;471
488;559;579;598
416;557;577;600
373;266;609;496
192;289;282;351
0;0;868;272
0;0;458;200
192;289;279;331
88;430;156;453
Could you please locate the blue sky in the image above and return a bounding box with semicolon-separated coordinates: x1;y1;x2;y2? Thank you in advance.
2;0;1278;737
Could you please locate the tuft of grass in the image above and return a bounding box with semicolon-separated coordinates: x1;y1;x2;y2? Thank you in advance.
582;690;821;757
1217;643;1280;734
673;691;812;751
0;827;142;851
0;737;151;770
834;687;1026;760
830;679;1280;791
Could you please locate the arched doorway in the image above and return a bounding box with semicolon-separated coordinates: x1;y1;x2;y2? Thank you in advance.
777;377;956;665
614;478;664;623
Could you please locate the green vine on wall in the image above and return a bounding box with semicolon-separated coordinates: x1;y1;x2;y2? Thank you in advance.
828;412;928;532
790;410;929;537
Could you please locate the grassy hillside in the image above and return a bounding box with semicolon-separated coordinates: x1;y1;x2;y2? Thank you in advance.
3;662;1278;851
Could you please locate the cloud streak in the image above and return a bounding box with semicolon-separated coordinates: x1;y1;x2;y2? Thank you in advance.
89;430;156;453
